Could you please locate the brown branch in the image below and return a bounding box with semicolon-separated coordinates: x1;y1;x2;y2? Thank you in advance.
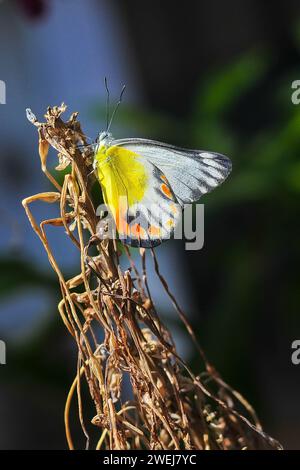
23;103;283;450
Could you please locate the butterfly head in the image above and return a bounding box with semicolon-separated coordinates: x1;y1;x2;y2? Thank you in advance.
97;131;113;148
93;131;114;170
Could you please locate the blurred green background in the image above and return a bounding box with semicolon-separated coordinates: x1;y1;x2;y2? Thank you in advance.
0;0;300;449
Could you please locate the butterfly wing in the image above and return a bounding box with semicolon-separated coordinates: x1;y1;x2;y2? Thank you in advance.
94;144;182;248
113;138;232;205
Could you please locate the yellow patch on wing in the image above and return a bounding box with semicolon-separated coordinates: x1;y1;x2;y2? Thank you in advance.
95;145;149;235
166;219;174;228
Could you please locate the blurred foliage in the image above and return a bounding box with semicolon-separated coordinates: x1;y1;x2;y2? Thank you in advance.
0;257;56;298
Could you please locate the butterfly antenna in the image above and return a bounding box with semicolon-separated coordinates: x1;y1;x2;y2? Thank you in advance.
107;84;126;132
104;77;110;132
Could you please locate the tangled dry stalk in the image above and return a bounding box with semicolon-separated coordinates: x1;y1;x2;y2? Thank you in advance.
22;104;282;450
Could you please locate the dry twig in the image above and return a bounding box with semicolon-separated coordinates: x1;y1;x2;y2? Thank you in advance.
23;104;282;450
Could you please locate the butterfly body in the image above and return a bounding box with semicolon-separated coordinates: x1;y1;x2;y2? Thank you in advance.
93;132;232;248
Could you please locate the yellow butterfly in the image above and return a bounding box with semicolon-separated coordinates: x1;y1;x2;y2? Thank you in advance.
93;85;232;248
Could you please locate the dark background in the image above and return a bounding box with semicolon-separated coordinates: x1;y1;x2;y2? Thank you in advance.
0;0;300;449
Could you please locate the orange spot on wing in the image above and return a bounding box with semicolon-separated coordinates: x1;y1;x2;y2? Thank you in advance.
161;175;168;183
170;204;178;214
149;225;161;237
130;223;146;238
161;183;172;199
117;219;129;235
115;205;129;235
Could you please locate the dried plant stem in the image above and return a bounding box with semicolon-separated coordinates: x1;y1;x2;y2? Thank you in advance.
23;104;282;450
